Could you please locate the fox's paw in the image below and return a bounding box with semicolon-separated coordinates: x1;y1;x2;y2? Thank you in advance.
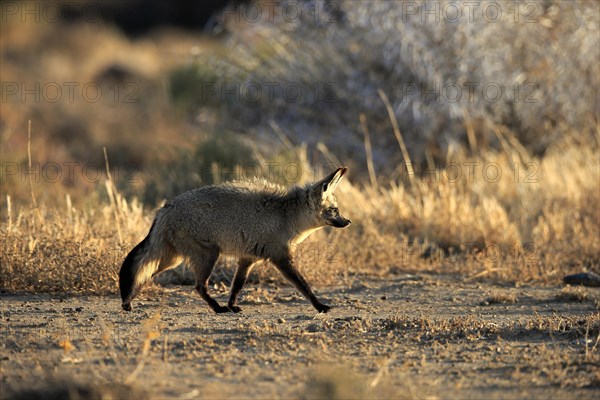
122;303;132;311
228;305;242;313
213;305;231;314
316;303;331;313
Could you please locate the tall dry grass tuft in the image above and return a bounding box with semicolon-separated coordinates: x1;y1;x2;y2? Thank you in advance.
300;132;599;285
1;193;148;294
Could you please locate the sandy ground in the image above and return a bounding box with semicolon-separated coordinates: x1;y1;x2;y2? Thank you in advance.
1;273;598;399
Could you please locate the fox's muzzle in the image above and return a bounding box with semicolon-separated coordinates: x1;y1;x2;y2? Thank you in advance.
330;216;351;228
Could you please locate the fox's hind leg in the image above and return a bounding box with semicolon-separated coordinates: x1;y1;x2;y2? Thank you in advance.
273;254;331;313
227;258;257;313
189;245;229;313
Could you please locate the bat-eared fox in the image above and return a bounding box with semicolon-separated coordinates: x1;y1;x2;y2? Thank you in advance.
119;167;351;314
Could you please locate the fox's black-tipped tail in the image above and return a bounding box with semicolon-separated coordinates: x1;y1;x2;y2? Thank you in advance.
119;237;148;311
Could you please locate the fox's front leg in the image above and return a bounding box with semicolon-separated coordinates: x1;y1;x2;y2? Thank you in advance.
227;258;256;312
272;253;331;313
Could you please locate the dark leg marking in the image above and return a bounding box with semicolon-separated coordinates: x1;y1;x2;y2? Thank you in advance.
272;254;331;313
228;258;256;312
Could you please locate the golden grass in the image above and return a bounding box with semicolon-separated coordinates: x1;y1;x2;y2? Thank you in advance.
557;287;589;303
485;291;518;305
0;5;598;295
1;191;148;294
1;133;598;295
373;313;599;342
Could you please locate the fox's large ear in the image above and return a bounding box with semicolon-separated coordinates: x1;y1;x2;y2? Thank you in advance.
320;167;347;197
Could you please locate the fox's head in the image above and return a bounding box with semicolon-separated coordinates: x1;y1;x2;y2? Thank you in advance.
309;167;351;228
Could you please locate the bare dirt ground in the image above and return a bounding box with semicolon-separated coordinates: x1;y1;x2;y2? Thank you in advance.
1;273;599;399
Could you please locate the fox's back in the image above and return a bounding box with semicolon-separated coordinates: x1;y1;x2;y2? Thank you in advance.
159;180;298;254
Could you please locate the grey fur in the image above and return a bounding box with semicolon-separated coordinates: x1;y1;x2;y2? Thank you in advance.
119;167;351;314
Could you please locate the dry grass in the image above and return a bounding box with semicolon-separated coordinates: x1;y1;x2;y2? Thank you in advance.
182;0;599;178
1;4;599;400
556;286;589;303
484;291;518;305
1;135;599;294
370;313;600;343
1;187;149;294
1;1;598;296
